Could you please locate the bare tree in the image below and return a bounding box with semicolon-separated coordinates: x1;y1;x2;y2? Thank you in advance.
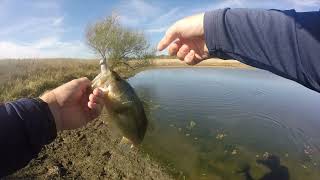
86;14;149;68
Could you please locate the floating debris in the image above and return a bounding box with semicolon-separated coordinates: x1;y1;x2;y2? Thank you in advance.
186;134;190;137
216;133;227;140
256;154;260;158
187;120;197;130
263;152;270;158
304;149;312;155
178;128;182;132
169;124;175;127
231;149;238;155
302;164;308;169
285;153;289;157
224;144;236;151
194;137;198;140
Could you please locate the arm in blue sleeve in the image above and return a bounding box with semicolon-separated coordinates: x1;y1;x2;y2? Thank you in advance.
204;8;320;92
0;98;57;177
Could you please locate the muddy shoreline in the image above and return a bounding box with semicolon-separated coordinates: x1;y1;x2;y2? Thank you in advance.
7;119;173;180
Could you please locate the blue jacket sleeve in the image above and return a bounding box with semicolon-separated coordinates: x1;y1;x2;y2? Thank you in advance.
204;8;320;92
0;98;57;177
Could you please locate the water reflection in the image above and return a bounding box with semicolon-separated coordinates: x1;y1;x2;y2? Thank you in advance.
257;155;289;180
238;154;290;180
128;68;320;180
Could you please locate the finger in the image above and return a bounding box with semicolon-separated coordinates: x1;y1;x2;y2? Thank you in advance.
88;101;103;119
185;50;197;65
88;100;103;111
177;44;190;60
92;103;103;115
168;40;182;56
88;101;98;110
89;94;104;107
92;88;105;105
77;77;91;85
93;88;105;98
89;94;98;102
98;87;108;96
96;96;105;106
185;50;195;64
73;77;91;91
157;24;180;51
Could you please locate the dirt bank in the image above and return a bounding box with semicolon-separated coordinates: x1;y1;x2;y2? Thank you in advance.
0;60;172;179
7;118;172;180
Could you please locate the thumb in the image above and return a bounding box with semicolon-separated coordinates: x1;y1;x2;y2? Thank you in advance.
157;24;180;51
76;77;91;89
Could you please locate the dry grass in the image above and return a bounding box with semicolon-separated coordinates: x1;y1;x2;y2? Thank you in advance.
0;58;249;102
0;58;153;102
0;59;99;102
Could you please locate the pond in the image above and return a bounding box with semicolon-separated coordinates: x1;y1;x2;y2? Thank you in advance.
128;67;320;180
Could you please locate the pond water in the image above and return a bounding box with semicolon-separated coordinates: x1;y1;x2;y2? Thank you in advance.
128;68;320;180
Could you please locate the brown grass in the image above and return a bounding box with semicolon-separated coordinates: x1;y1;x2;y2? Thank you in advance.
0;58;250;102
0;59;99;102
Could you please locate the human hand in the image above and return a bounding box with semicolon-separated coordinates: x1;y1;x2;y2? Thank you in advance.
157;13;209;65
40;77;106;131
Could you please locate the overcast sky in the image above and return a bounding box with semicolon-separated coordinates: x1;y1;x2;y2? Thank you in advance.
0;0;319;59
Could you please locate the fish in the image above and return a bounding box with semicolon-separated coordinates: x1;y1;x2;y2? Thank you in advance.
91;60;148;145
